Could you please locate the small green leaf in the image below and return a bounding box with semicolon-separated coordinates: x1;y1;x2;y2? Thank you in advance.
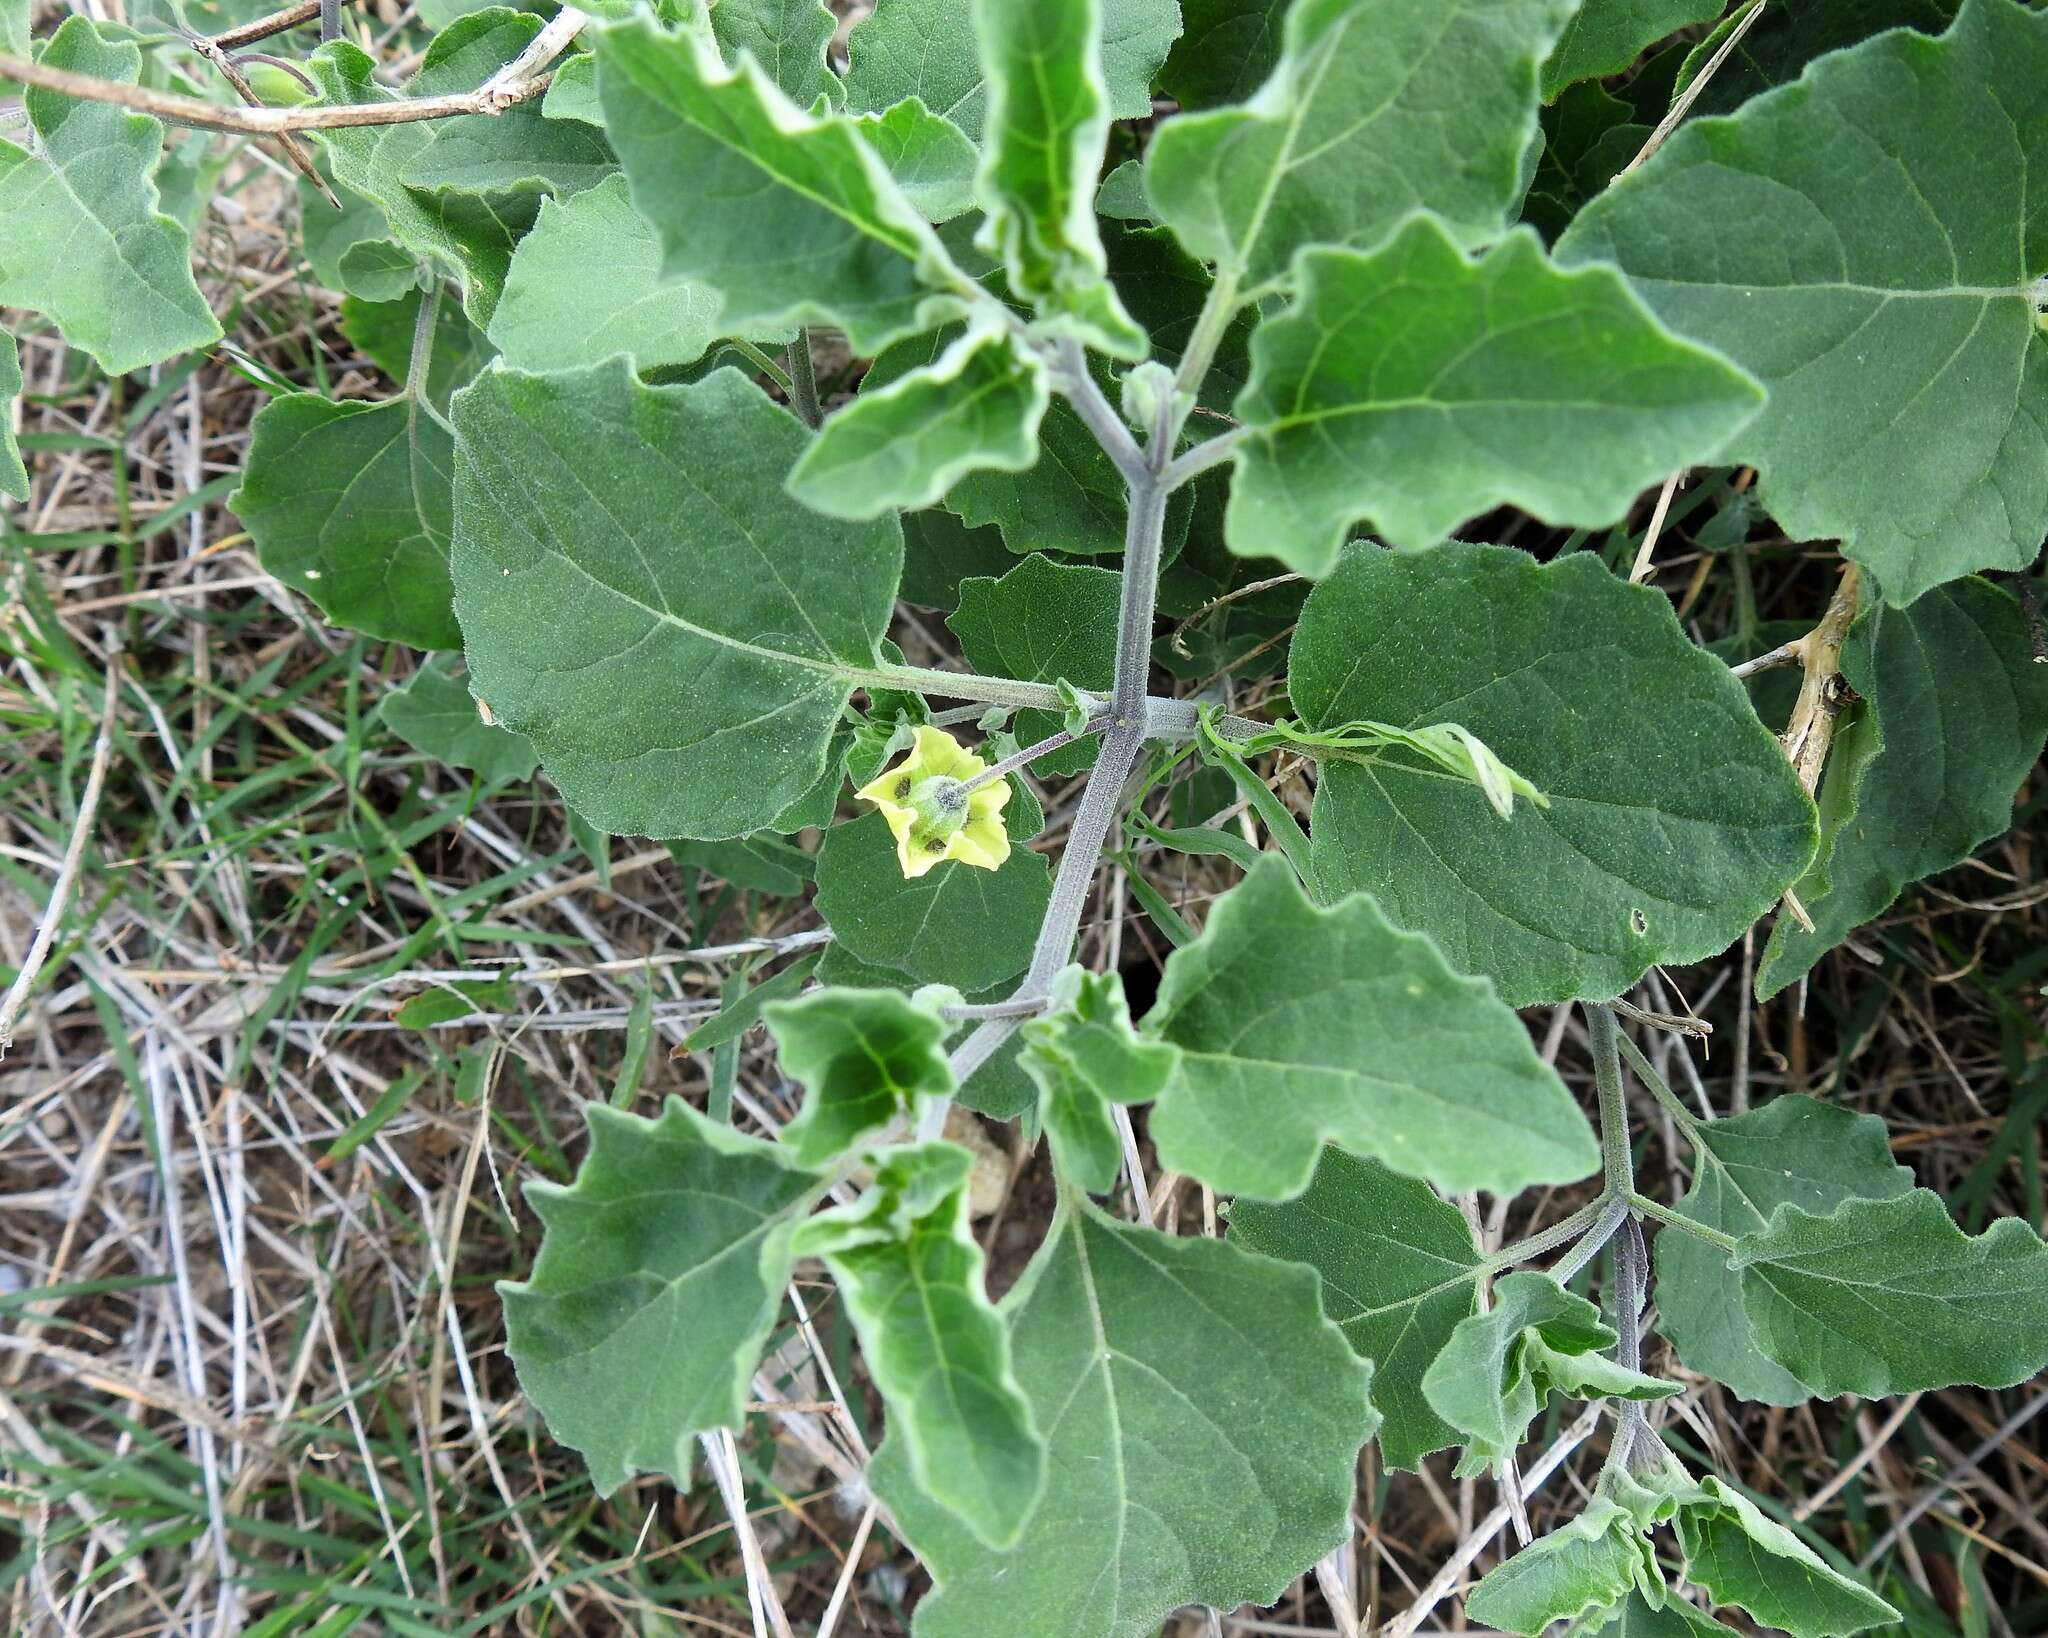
1733;1189;2048;1396
0;330;25;502
485;175;733;374
1657;1095;1913;1405
764;986;955;1165
597;13;972;352
0;18;220;373
1466;1498;1660;1637
814;811;1050;992
499;1098;823;1495
1423;1272;1677;1476
1296;545;1818;1005
946;556;1118;775
450;362;904;839
1540;0;1722;100
235;393;458;651
1147;0;1577;294
844;0;1179;141
1759;577;2048;998
852;98;980;223
380;655;539;781
898;507;1016;609
1226;216;1763;571
793;1141;1044;1547
1020;966;1179;1194
1143;856;1600;1201
1227;1148;1482;1470
1556;0;2048;605
789;323;1049;518
706;0;841;109
394;977;516;1028
972;0;1146;356
1588;1592;1742;1638
1674;1477;1899;1638
1159;0;1286;110
872;1198;1377;1638
399;93;616;198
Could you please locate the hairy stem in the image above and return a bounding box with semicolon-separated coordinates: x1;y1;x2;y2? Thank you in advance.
1587;1003;1651;1469
786;328;822;429
959;721;1103;795
1586;1003;1635;1199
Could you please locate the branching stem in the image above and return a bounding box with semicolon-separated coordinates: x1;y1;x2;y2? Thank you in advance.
958;721;1104;795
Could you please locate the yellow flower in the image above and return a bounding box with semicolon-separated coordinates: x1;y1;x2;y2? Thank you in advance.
856;726;1012;880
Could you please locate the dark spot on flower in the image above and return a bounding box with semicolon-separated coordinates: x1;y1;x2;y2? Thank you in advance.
926;838;946;854
896;777;911;798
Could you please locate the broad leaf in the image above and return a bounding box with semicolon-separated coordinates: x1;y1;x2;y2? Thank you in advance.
1226;216;1763;570
1019;966;1179;1194
706;0;840;109
946;555;1118;774
450;362;904;838
307;16;550;326
853;98;980;223
872;1199;1377;1637
1674;1477;1899;1638
1423;1272;1677;1476
1147;0;1578;294
380;655;539;781
1734;1188;2048;1396
972;0;1146;356
597;14;972;352
814;811;1050;992
1143;856;1600;1201
485;175;730;373
1467;1498;1660;1637
1541;0;1721;100
1227;1148;1482;1470
792;1142;1044;1547
235;393;459;651
1159;0;1286;110
1759;577;2048;998
899;506;1020;610
764;985;955;1165
399;92;616;198
1296;545;1818;1005
1557;0;2048;605
0;18;220;373
341;290;495;409
788;323;1049;518
499;1097;823;1494
843;0;1180;141
1676;0;1957;119
1658;1094;1914;1405
1589;1593;1741;1638
0;330;25;502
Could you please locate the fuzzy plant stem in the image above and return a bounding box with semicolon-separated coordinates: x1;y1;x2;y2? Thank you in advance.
1587;1002;1654;1471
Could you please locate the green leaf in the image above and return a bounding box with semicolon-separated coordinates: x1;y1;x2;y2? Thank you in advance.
788;323;1050;518
852;98;980;223
235;393;459;651
1423;1272;1677;1476
450;362;904;839
1296;545;1817;1005
1541;0;1721;100
1227;1148;1482;1470
1732;1189;2048;1396
0;18;220;373
814;811;1050;991
844;0;1179;141
1159;0;1285;110
1674;1477;1899;1638
792;1141;1044;1547
946;556;1118;775
1758;577;2048;998
872;1199;1377;1638
379;654;539;781
1;0;28;56
972;0;1146;357
1555;0;2048;606
1225;216;1763;571
898;505;1015;609
764;986;955;1165
1142;856;1600;1201
307;16;551;326
341;290;495;410
1657;1094;1914;1405
394;977;515;1028
1467;1498;1660;1637
1146;0;1577;294
0;329;25;502
484;175;729;374
1019;966;1179;1194
499;1097;823;1494
1588;1592;1742;1638
1674;0;1957;119
597;13;972;352
706;0;841;109
399;92;616;198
